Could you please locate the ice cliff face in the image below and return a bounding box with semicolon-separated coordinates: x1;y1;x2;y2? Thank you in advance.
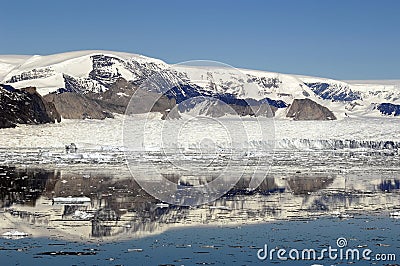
274;138;400;150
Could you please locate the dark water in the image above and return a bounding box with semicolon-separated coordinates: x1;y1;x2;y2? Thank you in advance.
0;216;398;265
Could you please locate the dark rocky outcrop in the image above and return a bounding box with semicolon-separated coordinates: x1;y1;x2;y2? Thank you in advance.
87;77;135;114
305;82;361;102
376;103;400;116
230;103;276;117
45;77;178;120
44;92;114;119
286;98;336;120
124;86;177;116
115;78;278;119
177;97;276;118
44;77;134;119
0;85;61;129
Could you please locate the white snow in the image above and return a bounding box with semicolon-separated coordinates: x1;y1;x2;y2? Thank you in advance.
345;79;400;85
173;64;315;102
0;55;31;80
9;73;65;95
0;50;168;94
117;92;129;97
298;75;400;107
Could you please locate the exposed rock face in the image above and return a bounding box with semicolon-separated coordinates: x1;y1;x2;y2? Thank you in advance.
231;103;276;117
44;92;114;119
44;77;136;119
177;97;276;118
44;77;178;119
120;84;179;120
305;82;361;102
21;87;61;123
376;103;400;116
88;77;135;114
0;85;61;129
286;98;336;120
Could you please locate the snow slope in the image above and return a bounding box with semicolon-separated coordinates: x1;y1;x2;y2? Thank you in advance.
0;55;31;81
1;51;168;95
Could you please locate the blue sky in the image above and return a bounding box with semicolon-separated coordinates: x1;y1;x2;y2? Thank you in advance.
1;0;399;80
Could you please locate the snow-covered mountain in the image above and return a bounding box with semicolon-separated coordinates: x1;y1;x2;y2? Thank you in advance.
1;50;399;119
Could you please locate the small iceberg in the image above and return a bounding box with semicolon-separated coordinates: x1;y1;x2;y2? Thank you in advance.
2;230;29;239
337;212;354;219
72;210;94;220
127;248;143;252
156;203;169;208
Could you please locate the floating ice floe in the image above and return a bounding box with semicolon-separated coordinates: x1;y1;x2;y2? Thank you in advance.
2;230;29;239
72;210;94;220
52;196;91;205
127;248;143;252
337;213;354;219
156;203;169;208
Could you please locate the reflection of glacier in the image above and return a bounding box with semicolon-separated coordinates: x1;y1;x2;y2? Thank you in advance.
1;140;399;168
0;152;399;241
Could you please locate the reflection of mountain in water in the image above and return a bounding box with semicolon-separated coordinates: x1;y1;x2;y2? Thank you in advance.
0;165;399;241
0;166;58;208
286;175;334;195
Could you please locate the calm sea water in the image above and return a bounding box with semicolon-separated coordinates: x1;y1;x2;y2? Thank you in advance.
0;150;399;265
0;216;398;265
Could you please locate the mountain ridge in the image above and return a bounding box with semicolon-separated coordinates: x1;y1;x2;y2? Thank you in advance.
1;50;399;120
